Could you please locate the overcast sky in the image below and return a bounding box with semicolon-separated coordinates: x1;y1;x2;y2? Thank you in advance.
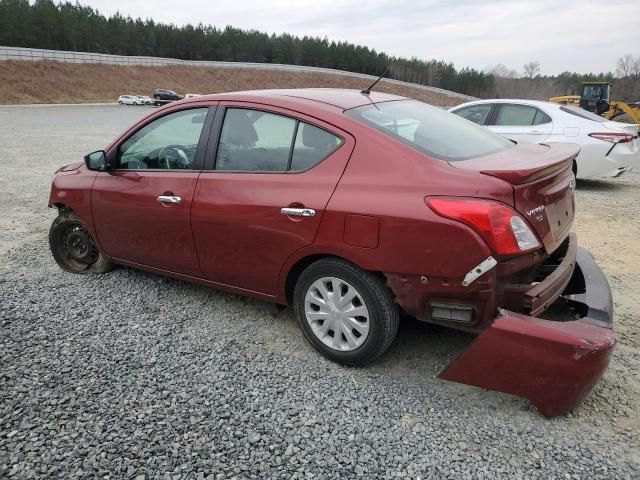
84;0;639;75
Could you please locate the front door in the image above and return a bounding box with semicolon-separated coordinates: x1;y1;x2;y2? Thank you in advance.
92;107;212;276
191;104;354;295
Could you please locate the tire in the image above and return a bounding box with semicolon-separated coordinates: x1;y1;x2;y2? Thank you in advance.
611;113;635;124
572;160;578;177
49;211;113;274
293;258;399;366
118;101;123;104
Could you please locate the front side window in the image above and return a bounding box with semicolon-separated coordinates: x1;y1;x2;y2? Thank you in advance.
452;104;493;125
215;108;342;172
118;108;208;170
346;100;513;162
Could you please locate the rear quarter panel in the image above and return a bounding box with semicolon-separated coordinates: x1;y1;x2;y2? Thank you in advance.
278;123;514;315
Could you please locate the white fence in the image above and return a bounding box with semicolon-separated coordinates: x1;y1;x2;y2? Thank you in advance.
0;46;474;101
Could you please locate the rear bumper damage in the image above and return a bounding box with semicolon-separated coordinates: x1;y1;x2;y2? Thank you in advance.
439;247;615;417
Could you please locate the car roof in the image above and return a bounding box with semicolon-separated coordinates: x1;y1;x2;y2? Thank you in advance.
184;88;407;111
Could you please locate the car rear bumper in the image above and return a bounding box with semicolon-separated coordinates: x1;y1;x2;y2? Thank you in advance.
502;233;577;317
439;246;615;417
578;141;640;178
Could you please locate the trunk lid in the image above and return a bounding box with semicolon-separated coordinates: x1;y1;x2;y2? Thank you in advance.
602;120;639;137
451;143;578;254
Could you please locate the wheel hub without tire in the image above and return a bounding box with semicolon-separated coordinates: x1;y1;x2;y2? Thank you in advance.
304;277;370;351
63;226;98;265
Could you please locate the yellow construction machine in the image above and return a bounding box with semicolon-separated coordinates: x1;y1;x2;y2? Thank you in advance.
549;81;640;124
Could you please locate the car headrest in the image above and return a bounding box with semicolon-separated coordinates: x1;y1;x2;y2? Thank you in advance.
224;110;258;147
302;124;333;150
413;123;430;143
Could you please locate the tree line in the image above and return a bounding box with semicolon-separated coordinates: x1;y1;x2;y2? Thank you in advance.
486;58;639;103
0;0;636;101
0;0;494;97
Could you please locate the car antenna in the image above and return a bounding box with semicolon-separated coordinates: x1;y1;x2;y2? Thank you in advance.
361;68;388;95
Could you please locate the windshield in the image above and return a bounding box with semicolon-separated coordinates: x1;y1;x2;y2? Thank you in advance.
346;100;513;161
582;84;610;101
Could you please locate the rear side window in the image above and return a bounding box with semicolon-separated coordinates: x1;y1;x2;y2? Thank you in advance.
215;108;342;172
559;105;606;123
533;109;552;125
291;123;341;172
346;100;513;162
493;104;552;126
494;105;537;126
452;104;493;125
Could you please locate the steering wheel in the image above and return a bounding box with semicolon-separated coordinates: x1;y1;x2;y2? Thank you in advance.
158;144;190;169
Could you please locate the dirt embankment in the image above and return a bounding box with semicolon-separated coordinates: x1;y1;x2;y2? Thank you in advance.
0;60;466;106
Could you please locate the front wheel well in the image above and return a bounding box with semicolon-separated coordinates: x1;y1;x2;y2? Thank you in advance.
52;203;76;216
283;254;387;305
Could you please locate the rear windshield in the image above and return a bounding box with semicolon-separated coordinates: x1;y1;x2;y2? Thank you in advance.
560;105;606;123
346;100;513;161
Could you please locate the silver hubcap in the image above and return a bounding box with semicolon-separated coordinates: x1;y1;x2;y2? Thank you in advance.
304;277;370;352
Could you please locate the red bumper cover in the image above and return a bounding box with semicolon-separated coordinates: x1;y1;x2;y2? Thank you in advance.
439;247;615;417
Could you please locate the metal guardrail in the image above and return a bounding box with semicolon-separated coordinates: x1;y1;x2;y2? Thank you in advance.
0;46;475;101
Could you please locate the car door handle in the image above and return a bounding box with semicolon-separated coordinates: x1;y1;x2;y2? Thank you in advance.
157;195;182;205
281;207;316;217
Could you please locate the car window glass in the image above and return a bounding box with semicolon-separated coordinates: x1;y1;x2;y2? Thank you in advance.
118;108;207;170
453;104;493;125
290;123;342;172
533;109;552;125
216;108;296;172
346;100;513;162
559;105;606;123
493;104;538;126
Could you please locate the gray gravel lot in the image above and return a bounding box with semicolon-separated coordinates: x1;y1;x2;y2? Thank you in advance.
1;105;639;479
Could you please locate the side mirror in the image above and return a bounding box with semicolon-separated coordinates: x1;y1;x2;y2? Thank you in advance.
84;150;110;172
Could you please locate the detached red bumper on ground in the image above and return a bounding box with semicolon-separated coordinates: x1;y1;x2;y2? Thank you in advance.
439;247;616;417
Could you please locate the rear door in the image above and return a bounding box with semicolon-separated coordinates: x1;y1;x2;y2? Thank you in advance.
488;104;553;143
92;106;215;276
191;103;355;294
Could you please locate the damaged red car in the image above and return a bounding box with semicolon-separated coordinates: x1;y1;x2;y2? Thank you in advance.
48;89;615;416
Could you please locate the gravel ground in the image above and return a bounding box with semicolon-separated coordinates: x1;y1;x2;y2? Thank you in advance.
1;105;639;479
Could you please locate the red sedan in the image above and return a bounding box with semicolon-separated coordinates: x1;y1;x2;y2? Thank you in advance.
48;89;615;416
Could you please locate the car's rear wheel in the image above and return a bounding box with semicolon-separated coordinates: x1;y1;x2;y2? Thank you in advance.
611;113;635;124
293;258;399;366
49;211;113;274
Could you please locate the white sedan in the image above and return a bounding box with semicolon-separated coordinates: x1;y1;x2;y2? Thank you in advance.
449;99;639;179
117;95;140;105
135;95;154;105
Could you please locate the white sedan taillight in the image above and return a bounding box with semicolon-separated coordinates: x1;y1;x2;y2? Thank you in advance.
588;132;634;144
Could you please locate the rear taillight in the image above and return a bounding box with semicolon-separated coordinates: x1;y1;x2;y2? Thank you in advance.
426;197;541;255
588;132;634;144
